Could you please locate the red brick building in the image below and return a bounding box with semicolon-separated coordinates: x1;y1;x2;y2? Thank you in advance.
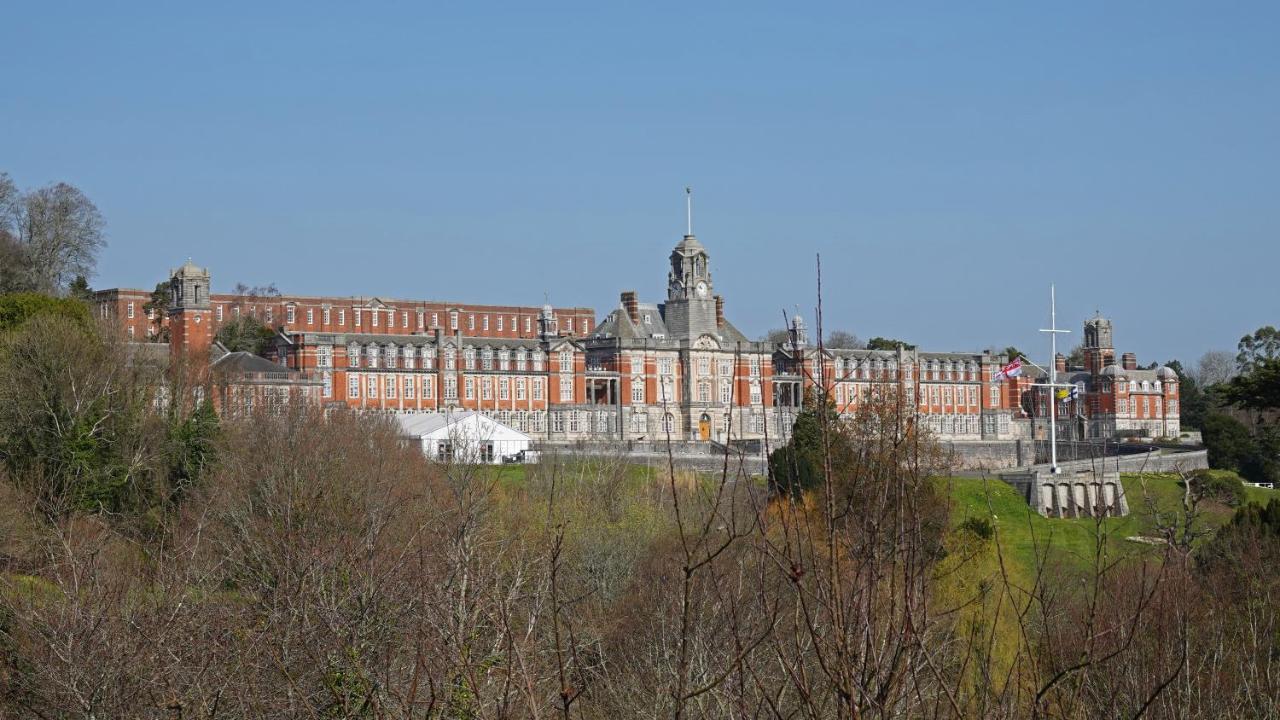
95;238;1177;444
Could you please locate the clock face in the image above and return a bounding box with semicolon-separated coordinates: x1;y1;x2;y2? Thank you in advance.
695;281;708;298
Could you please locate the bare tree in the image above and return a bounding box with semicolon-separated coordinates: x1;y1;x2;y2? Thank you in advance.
19;182;106;294
825;330;865;349
1194;350;1237;388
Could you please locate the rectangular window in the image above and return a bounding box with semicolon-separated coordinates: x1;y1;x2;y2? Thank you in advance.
367;376;377;397
632;378;645;403
416;310;424;329
444;376;458;400
322;372;332;398
402;311;408;328
372;310;379;327
128;326;135;338
431;312;438;327
286;305;296;324
127;302;134;319
524;317;532;334
424;376;434;398
450;311;459;330
499;378;510;400
348;375;360;398
533;378;544;400
465;377;475;400
306;308;313;325
559;376;573;401
322;307;330;325
355;309;362;327
316;345;333;368
566;318;574;333
265;307;273;324
468;314;475;331
216;305;224;321
516;379;526;400
482;378;493;400
482;316;489;331
339;309;346;326
403;376;414;399
719;380;732;404
497;316;504;331
990;386;999;406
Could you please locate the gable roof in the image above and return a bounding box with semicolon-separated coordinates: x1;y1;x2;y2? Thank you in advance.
211;351;292;375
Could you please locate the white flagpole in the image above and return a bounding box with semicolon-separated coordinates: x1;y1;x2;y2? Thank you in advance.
1039;285;1071;474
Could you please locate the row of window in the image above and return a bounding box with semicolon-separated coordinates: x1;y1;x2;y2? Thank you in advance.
1116;397;1168;416
346;373;546;402
918;385;982;409
343;343;554;371
183;303;585;336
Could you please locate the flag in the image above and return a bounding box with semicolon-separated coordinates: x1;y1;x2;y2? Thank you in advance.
992;358;1023;382
1056;386;1080;401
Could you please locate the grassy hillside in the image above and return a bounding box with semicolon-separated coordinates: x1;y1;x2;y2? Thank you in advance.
943;472;1275;579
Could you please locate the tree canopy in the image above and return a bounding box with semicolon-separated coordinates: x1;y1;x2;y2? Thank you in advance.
0;292;92;335
866;337;915;351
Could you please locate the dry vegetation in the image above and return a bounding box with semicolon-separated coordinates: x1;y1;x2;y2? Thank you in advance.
1;319;1278;718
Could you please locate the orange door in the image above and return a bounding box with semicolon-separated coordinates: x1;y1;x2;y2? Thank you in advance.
698;414;711;441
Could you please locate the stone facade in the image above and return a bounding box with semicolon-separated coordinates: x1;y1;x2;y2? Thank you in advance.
1001;468;1131;518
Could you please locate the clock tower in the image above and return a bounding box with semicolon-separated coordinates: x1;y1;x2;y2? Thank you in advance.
168;259;214;362
667;233;713;301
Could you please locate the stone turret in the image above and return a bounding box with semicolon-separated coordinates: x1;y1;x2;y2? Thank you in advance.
538;302;557;341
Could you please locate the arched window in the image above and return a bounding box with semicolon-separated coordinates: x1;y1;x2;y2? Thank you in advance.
662;413;675;434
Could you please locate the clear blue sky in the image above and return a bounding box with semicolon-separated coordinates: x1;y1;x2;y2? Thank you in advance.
4;2;1277;364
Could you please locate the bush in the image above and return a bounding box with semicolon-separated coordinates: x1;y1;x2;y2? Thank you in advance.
0;292;90;334
1188;468;1247;507
957;516;994;540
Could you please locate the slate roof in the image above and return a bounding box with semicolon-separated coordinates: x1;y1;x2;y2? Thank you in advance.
211;351;292;375
591;303;669;340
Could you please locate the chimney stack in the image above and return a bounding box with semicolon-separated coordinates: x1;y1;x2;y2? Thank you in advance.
1055;353;1067;373
1122;352;1137;371
620;291;639;325
714;295;724;328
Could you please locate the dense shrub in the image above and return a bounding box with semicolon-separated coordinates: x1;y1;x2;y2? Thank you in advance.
1188;468;1248;507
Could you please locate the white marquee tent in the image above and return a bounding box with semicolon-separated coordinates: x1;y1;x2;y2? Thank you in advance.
395;411;532;465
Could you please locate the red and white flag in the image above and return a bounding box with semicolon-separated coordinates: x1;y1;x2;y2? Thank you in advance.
992;358;1023;382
